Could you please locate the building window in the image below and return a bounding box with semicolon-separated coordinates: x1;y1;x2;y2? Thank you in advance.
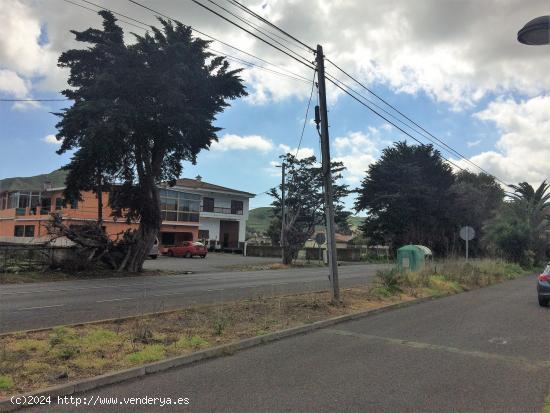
198;230;209;239
160;189;200;223
203;197;214;212
24;225;35;237
14;225;34;237
231;200;243;215
55;197;66;210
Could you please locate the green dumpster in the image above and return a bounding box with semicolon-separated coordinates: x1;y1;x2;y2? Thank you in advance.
396;245;432;271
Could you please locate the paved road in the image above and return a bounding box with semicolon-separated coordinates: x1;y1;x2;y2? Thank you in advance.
24;274;550;413
0;264;387;333
143;253;280;273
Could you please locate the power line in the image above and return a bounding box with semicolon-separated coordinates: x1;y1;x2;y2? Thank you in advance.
295;70;317;158
324;71;474;173
326;77;467;173
188;0;316;70
325;57;506;184
65;0;312;85
225;0;315;53
200;0;310;60
127;0;313;80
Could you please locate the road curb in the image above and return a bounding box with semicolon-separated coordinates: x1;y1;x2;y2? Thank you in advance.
0;295;438;412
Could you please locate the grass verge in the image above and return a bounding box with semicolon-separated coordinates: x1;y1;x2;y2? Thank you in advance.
0;259;527;399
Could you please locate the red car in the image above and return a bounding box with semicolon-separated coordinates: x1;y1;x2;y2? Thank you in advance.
166;241;207;258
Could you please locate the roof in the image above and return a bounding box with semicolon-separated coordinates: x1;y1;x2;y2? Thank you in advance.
173;178;255;198
398;244;433;255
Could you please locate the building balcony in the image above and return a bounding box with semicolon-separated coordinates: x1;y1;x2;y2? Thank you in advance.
200;206;243;215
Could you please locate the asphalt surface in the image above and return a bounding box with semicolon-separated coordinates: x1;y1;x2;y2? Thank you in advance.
22;274;550;413
142;253;280;273
0;263;387;333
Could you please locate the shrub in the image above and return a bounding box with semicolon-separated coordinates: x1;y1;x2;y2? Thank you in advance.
375;268;403;295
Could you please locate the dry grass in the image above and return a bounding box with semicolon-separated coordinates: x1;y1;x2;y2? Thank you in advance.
0;259;527;399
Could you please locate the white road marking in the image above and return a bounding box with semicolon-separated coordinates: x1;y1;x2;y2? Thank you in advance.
18;304;64;311
96;297;134;303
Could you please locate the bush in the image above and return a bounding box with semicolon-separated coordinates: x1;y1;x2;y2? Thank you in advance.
375;268;403;295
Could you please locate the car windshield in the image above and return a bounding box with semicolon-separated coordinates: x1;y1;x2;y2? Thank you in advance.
543;265;550;275
192;242;204;246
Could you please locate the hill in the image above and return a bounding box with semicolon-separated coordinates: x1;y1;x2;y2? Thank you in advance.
247;207;366;235
247;207;275;234
0;169;68;191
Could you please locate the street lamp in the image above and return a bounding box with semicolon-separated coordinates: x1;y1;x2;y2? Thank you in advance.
518;15;550;45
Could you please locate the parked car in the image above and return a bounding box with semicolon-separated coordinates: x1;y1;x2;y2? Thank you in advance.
166;241;207;258
537;263;550;307
149;237;159;259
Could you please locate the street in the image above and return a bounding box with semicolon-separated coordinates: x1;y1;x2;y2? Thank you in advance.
0;263;387;333
24;274;550;413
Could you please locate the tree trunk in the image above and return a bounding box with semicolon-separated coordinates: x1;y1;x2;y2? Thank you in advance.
96;173;103;226
121;183;161;272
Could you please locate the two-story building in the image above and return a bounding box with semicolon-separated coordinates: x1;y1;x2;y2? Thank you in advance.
0;174;254;251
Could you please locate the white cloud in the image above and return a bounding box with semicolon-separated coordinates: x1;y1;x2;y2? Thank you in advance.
41;134;61;145
278;144;315;159
467;139;482;148
454;96;550;185
4;0;550;110
332;129;389;184
210;134;273;152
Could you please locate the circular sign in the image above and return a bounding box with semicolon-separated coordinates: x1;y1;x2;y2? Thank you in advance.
459;226;475;241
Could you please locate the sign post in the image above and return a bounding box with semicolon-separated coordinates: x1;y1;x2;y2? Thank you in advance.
459;226;475;261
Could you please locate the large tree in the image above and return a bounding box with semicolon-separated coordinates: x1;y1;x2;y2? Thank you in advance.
448;170;504;256
268;154;349;264
355;142;456;255
55;11;246;271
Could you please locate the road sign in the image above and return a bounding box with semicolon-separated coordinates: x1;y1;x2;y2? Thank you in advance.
459;226;475;260
459;226;475;241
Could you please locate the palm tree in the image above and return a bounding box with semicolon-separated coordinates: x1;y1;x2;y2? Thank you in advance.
508;180;550;262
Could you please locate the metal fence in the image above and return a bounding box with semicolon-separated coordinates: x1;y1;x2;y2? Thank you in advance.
0;244;72;273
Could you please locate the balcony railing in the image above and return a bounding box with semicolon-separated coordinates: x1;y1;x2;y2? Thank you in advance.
200;206;243;215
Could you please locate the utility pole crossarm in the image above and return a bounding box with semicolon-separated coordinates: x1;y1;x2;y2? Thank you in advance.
316;44;340;303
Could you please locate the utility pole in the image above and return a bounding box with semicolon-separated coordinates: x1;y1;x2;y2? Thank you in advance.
316;44;340;303
280;162;286;254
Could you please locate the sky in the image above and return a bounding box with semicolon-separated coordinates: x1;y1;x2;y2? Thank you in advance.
1;0;550;211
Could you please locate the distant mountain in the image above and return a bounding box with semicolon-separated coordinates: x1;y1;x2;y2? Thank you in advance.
247;206;366;235
347;215;365;230
247;207;275;234
0;169;68;191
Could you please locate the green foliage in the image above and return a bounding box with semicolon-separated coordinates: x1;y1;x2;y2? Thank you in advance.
355;142;506;258
49;327;77;347
355;142;457;255
247;207;275;235
375;268;403;294
175;335;209;350
55;11;247;271
213;315;230;336
268;153;349;264
126;345;166;363
483;180;550;266
0;375;13;390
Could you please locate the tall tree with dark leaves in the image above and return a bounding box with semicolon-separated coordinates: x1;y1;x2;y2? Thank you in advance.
268;153;349;264
56;11;246;271
355;142;455;255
